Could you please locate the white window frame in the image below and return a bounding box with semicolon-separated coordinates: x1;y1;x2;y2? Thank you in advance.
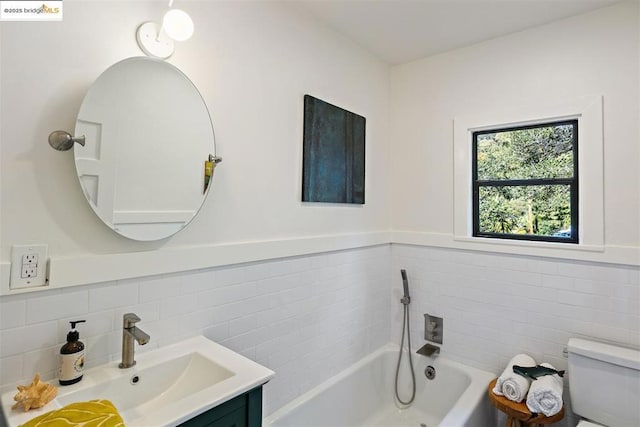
453;95;604;253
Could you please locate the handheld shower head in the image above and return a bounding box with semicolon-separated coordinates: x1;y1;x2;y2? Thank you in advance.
395;269;416;405
400;269;410;304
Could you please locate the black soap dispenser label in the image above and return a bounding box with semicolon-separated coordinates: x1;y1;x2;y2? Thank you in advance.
59;320;86;385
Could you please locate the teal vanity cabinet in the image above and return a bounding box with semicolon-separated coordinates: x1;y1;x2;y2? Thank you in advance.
179;386;264;427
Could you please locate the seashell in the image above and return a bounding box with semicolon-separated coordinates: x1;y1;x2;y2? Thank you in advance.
11;374;58;412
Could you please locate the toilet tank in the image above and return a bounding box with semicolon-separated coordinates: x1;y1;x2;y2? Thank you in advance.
567;338;640;426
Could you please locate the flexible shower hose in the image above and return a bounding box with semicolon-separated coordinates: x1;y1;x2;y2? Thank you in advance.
394;302;416;406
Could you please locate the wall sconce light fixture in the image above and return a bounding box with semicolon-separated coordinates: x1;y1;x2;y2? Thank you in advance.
136;0;194;59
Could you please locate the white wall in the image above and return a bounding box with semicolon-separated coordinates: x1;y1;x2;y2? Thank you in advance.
390;1;639;265
0;1;393;421
388;4;639;424
0;0;391;276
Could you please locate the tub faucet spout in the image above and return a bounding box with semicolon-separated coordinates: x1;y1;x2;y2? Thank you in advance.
119;313;150;369
416;343;440;357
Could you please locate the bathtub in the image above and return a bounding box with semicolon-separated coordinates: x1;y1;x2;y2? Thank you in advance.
264;344;496;427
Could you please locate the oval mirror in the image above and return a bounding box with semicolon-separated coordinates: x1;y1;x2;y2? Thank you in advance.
74;57;217;241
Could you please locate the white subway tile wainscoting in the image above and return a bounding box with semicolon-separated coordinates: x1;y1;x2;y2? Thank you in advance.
392;244;639;427
0;243;638;425
0;246;391;417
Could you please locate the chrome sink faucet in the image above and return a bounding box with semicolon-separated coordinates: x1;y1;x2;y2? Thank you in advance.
119;313;150;369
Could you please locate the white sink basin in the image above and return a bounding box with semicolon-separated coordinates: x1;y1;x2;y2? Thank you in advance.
1;336;274;427
57;352;234;420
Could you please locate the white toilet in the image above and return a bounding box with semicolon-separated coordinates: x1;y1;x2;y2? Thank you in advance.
567;337;640;427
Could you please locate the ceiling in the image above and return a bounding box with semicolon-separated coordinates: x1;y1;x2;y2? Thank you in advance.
296;0;623;64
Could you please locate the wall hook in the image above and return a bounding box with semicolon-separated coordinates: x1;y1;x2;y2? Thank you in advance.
48;130;86;151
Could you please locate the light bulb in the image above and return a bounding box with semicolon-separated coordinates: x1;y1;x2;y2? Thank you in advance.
162;9;194;42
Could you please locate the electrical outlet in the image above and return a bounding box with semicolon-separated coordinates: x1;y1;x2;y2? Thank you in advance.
10;244;48;290
21;267;37;278
23;254;38;265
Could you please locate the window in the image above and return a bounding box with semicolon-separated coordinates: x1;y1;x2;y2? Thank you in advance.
472;120;578;243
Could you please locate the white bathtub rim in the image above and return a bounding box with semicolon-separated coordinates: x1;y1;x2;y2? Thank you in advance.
264;342;495;426
264;343;395;425
439;358;495;426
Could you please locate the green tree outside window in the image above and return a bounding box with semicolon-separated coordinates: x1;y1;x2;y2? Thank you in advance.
473;120;578;243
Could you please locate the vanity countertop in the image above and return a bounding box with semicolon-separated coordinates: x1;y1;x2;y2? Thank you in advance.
1;336;274;427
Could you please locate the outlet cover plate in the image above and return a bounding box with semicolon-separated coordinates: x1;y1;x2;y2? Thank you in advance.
10;244;48;290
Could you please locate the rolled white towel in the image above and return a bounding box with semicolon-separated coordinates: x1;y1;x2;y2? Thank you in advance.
526;362;564;417
492;353;536;402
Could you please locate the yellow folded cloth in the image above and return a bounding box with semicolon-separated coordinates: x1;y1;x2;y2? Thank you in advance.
20;399;124;427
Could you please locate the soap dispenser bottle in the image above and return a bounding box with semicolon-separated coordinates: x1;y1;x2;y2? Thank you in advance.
59;320;86;385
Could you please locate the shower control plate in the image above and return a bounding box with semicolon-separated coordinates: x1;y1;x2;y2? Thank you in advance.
425;313;443;344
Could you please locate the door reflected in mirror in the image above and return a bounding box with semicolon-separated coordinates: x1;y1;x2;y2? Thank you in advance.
74;57;217;241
